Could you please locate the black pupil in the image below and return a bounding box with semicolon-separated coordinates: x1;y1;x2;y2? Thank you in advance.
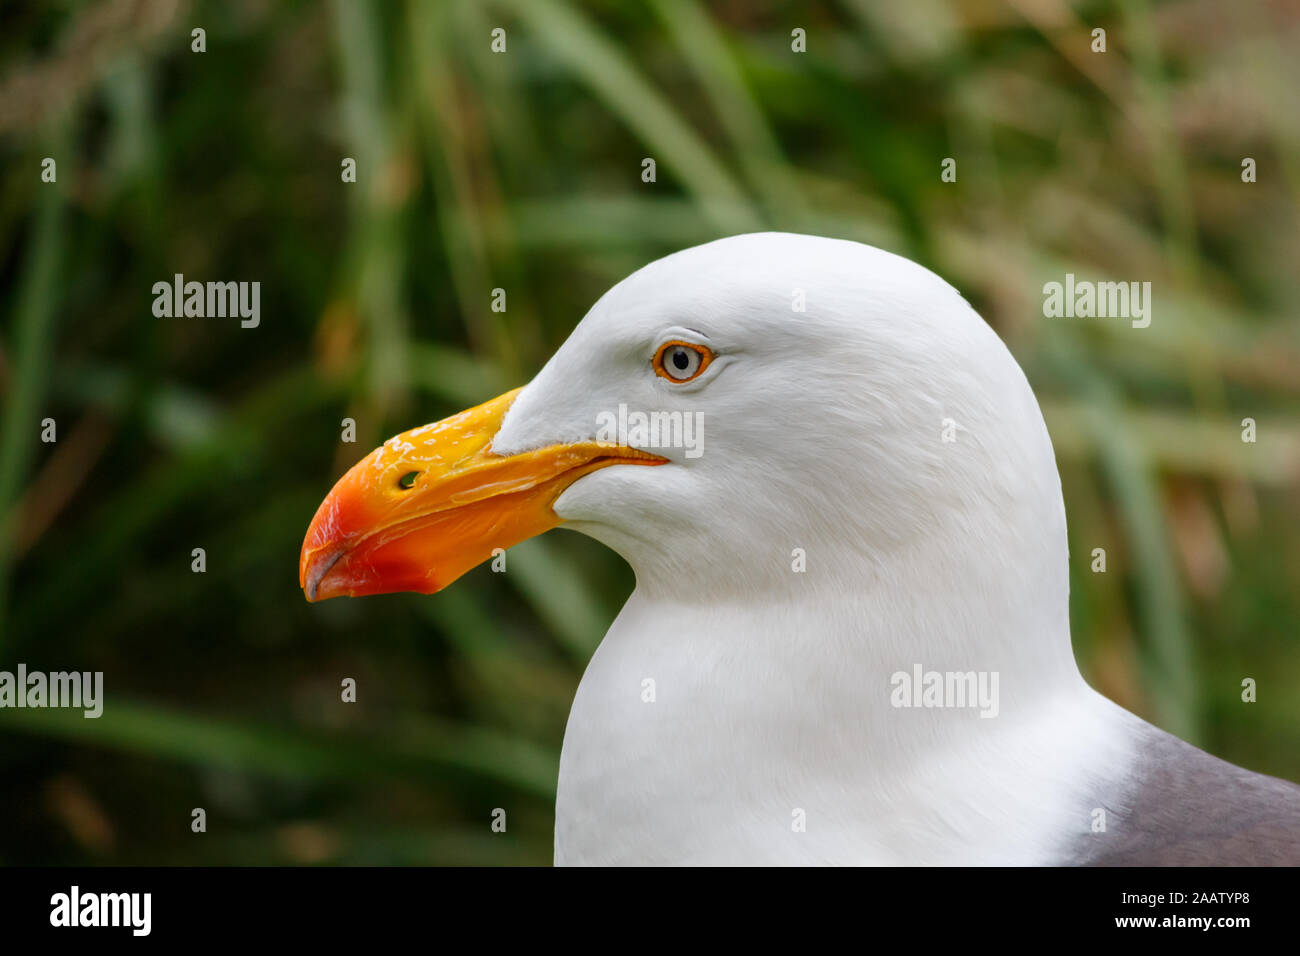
672;349;690;371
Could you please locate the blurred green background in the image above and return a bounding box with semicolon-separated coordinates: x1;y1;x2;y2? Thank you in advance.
1;0;1297;865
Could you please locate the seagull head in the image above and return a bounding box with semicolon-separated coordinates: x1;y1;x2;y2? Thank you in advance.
301;233;1067;625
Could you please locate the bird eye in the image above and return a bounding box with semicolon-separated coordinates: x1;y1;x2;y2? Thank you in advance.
398;471;419;490
653;341;713;383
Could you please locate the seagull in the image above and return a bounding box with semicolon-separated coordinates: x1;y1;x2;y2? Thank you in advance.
300;233;1300;865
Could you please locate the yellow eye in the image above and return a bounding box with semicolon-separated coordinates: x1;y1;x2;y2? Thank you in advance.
653;341;713;383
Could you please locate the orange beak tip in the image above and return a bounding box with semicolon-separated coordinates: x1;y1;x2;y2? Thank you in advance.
299;388;668;602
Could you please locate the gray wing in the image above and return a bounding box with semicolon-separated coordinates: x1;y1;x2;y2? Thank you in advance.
1070;720;1300;866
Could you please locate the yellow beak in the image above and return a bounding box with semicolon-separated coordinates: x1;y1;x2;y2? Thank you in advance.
299;388;666;602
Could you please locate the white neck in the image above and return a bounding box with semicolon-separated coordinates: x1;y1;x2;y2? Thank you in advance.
555;510;1134;865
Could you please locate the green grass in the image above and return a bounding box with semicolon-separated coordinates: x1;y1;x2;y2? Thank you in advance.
0;0;1296;864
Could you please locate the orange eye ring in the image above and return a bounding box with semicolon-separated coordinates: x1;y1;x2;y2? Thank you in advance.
652;341;714;383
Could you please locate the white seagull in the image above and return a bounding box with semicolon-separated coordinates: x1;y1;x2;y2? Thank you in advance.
300;233;1300;865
